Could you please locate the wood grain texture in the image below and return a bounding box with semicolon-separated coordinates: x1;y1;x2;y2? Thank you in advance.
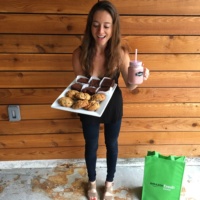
1;72;200;88
0;0;97;14
0;35;82;53
108;0;200;15
1;0;200;161
0;54;73;71
1;131;200;149
2;53;200;71
1;35;200;54
0;145;199;161
1;103;200;121
1;14;200;35
0;118;200;135
1;0;200;15
1;87;200;106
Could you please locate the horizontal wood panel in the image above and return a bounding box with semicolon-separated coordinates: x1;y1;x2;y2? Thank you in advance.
0;105;78;120
122;88;200;103
0;88;64;105
138;72;200;88
109;0;200;15
0;144;199;160
0;133;85;149
0;118;200;135
121;16;200;35
0;72;74;88
1;87;200;105
1;103;200;121
1;15;200;35
1;35;200;54
123;103;200;118
1;131;200;149
1;72;200;88
125;36;200;54
137;54;200;71
1;0;200;15
120;72;200;88
0;54;72;71
0;35;82;54
0;14;87;34
117;145;200;158
2;53;200;71
118;132;200;145
0;0;97;14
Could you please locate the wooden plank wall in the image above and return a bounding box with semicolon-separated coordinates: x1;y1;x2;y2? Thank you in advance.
0;0;200;161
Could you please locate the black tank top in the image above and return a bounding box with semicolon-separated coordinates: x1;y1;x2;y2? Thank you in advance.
79;72;123;124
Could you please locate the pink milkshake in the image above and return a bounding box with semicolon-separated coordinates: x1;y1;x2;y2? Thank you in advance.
128;49;144;85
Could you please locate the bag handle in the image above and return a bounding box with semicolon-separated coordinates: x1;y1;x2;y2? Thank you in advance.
147;151;185;162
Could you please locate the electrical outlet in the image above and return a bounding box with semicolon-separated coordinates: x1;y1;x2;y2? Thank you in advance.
8;105;21;121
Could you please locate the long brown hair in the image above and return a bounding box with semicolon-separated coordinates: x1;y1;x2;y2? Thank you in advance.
80;0;122;78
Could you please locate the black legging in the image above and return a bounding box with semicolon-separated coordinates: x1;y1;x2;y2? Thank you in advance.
82;119;122;182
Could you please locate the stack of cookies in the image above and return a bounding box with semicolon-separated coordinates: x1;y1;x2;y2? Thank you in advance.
58;90;106;111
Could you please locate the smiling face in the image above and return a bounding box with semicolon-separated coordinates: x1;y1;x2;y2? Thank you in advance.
91;10;113;48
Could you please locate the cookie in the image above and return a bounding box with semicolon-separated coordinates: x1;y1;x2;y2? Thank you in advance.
91;93;106;101
84;100;100;111
58;97;74;107
65;90;79;99
75;92;91;100
72;99;89;109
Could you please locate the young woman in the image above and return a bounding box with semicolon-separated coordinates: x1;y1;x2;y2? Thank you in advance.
72;1;149;200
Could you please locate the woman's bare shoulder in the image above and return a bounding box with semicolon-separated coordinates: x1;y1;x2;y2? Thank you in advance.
72;47;84;76
120;46;130;64
73;46;81;57
120;45;129;56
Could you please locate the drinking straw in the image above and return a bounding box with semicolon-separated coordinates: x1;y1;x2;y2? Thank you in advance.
135;49;138;62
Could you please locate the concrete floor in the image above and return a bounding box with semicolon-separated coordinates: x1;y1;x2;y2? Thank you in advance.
0;158;200;200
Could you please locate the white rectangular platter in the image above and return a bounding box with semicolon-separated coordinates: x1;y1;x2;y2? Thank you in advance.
51;79;117;117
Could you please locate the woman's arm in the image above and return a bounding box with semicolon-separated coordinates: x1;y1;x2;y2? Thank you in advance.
72;47;85;76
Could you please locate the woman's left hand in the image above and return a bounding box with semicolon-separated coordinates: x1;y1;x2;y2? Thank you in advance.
144;67;150;81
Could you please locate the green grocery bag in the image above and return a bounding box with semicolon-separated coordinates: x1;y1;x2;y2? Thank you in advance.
141;151;185;200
